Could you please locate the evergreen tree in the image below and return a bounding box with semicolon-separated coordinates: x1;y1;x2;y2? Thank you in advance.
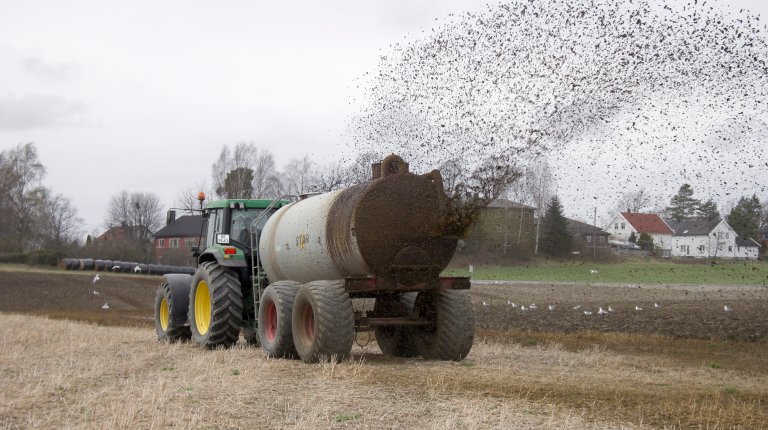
697;199;720;221
540;196;573;257
628;231;637;243
637;232;654;251
727;194;761;239
667;184;701;221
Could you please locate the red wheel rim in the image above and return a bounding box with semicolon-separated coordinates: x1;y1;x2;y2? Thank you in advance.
266;301;277;342
304;305;314;341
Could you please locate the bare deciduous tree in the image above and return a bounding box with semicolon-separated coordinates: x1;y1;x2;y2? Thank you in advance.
105;191;164;240
38;190;83;249
0;143;47;251
313;162;349;192
173;179;213;213
281;155;316;196
212;142;281;199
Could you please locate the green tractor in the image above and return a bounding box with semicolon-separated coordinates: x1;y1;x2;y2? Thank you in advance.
153;197;290;348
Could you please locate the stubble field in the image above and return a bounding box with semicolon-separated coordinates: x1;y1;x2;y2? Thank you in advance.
1;265;767;429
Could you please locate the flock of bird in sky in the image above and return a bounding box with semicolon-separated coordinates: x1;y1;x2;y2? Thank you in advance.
349;0;768;215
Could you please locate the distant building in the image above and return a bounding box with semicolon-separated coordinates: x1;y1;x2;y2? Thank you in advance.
566;218;610;253
605;212;674;257
95;224;152;244
462;199;536;258
153;215;204;266
663;218;758;260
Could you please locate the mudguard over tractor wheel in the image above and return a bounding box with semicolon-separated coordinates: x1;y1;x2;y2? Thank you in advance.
154;282;191;342
410;289;475;361
292;280;355;363
188;261;243;348
258;281;300;358
374;292;418;357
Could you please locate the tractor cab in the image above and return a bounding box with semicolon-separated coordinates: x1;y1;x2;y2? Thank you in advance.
196;199;291;269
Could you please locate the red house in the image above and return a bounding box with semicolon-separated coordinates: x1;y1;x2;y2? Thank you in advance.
153;215;204;266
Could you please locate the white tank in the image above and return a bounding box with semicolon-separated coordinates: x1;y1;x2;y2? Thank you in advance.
258;157;458;285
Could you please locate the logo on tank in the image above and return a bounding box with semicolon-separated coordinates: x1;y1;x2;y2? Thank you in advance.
296;233;309;250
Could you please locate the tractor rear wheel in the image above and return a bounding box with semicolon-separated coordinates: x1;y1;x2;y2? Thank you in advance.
188;261;242;348
258;281;300;358
410;289;475;361
373;293;418;357
154;283;191;342
292;280;354;363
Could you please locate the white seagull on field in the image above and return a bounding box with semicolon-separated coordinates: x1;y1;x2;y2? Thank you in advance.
529;304;537;309
101;302;110;310
93;290;99;296
92;274;100;283
583;310;593;316
482;301;489;307
133;266;141;273
573;305;581;310
654;303;660;308
608;306;614;312
724;305;733;312
548;305;556;311
598;307;608;315
111;265;120;271
507;300;517;307
589;269;599;274
635;306;643;311
521;306;528;311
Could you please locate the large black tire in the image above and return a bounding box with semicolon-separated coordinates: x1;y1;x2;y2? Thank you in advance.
292;280;355;363
258;281;300;358
188;261;242;348
154;283;191;342
374;293;418;357
410;290;475;361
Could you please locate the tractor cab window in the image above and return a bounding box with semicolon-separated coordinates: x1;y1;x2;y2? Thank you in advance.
230;208;275;246
205;209;222;248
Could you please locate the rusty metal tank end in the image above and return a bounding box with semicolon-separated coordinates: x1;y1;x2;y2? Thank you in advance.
327;155;458;286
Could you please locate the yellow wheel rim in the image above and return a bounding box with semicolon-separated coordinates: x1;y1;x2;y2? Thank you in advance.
195;280;212;335
159;297;170;331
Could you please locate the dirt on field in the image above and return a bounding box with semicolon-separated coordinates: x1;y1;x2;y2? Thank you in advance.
2;265;768;429
472;281;768;342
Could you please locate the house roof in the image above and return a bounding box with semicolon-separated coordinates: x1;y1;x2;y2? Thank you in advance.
567;219;609;236
736;236;761;247
664;218;721;236
488;199;535;210
621;212;674;235
154;215;204;238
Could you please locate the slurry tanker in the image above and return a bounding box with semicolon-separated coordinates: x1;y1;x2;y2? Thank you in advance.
154;155;474;362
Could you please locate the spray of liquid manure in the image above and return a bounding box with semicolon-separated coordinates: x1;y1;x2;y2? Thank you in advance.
347;0;768;232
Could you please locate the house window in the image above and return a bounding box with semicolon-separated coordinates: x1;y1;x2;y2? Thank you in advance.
621;223;625;230
725;233;729;239
681;245;690;255
170;238;180;248
586;235;592;243
728;246;732;252
524;224;531;233
158;239;164;248
615;223;619;229
697;245;705;253
186;238;196;247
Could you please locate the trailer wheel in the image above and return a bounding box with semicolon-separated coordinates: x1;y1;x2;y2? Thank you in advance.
292;280;354;363
373;293;418;357
410;290;475;361
188;262;242;348
154;283;191;342
258;281;300;358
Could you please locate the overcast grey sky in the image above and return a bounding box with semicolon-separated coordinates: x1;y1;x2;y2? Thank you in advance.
1;0;767;233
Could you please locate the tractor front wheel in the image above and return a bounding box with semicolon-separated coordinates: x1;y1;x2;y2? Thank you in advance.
188;262;242;348
154;282;191;342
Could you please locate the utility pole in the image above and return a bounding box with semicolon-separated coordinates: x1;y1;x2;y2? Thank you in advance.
593;207;597;258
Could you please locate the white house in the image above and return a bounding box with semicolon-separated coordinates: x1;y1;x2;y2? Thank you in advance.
605;212;674;256
665;218;759;260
